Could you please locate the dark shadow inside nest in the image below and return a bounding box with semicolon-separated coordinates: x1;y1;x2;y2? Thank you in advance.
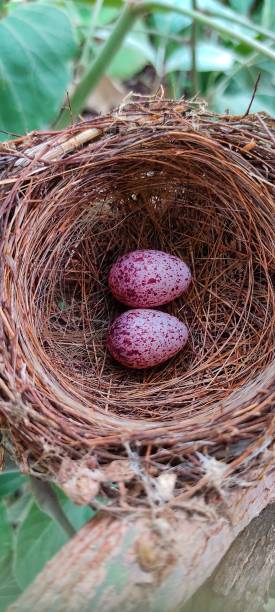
30;163;273;421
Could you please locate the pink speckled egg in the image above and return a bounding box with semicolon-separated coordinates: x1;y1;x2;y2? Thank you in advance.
108;249;191;308
107;309;188;369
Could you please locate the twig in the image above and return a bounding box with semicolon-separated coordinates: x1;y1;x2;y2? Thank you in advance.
242;73;261;118
256;112;275;145
14;128;102;168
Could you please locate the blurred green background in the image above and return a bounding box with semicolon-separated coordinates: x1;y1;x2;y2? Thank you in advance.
0;0;274;140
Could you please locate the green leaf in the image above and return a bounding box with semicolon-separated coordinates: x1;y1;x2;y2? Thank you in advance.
53;0;92;32
213;92;275;115
96;20;155;80
151;0;192;35
0;503;13;561
14;494;94;589
198;0;230;11
197;1;258;37
97;7;119;26
56;486;94;531
0;553;22;612
0;3;77;140
166;41;235;74
0;471;25;499
262;0;273;28
0;503;21;611
6;493;32;526
229;0;254;14
215;17;256;38
254;57;275;74
14;501;69;590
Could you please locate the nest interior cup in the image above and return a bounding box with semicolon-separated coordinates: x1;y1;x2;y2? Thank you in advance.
0;99;274;504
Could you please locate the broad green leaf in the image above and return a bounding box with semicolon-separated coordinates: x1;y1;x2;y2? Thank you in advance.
0;471;25;499
58;488;94;531
53;0;91;30
151;0;192;35
0;503;21;610
166;42;235;74
0;553;22;612
198;0;255;19
150;0;244;35
6;492;32;525
199;0;258;37
14;495;94;589
198;0;231;11
97;7;119;26
0;3;77;140
253;57;275;74
229;0;254;14
214;17;256;38
262;0;273;29
14;501;69;589
58;2;119;29
0;503;13;561
96;20;155;80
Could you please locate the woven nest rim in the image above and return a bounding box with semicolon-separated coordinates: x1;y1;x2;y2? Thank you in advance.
0;97;274;507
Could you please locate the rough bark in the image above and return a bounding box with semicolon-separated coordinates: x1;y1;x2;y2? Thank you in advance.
8;467;275;612
183;503;275;612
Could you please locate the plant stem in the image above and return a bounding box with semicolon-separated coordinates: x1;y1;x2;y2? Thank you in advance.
56;0;275;129
79;0;104;73
56;2;137;129
191;0;199;97
139;1;275;60
205;5;275;43
261;0;272;29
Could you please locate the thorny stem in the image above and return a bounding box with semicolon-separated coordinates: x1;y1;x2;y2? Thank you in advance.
56;0;275;128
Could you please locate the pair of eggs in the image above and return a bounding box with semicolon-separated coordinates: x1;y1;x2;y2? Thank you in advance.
107;250;191;369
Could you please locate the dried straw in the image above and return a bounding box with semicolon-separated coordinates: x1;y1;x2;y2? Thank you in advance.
0;97;274;507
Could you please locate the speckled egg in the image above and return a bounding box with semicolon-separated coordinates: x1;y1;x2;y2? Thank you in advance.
108;249;191;308
107;309;188;369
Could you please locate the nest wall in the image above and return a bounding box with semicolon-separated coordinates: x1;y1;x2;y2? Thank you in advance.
0;99;274;506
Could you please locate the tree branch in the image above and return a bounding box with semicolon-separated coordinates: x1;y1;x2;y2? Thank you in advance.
183;503;275;612
8;466;275;612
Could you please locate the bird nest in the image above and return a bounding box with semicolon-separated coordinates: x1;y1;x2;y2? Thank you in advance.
0;97;274;509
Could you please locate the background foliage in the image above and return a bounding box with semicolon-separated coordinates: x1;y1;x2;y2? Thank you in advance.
0;466;94;610
0;0;274;140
